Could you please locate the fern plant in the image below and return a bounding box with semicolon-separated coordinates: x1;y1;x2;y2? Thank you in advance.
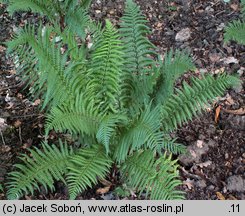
4;0;240;200
224;0;245;44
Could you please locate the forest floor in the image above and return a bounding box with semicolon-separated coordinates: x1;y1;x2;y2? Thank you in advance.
0;0;244;200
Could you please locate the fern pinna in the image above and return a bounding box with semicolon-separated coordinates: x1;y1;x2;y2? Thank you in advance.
4;0;240;200
224;0;245;45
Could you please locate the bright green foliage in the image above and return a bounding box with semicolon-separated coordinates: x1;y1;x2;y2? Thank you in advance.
154;49;196;104
67;145;112;200
2;0;91;39
4;0;241;200
8;25;78;110
161;74;240;132
114;104;164;162
224;0;245;44
7;141;73;200
122;151;184;200
87;20;124;114
119;0;157;106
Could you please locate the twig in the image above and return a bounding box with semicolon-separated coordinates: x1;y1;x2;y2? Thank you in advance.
18;126;22;145
0;131;6;145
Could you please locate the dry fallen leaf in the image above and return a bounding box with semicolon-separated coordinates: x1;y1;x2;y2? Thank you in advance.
227;195;238;200
197;160;212;168
33;99;41;106
183;178;194;190
14;120;22;128
99;179;112;187
209;53;221;63
230;4;239;11
0;45;6;52
225;95;235;105
216;192;226;200
0;145;11;153
96;186;111;195
215;105;221;123
0;118;7;132
190;149;197;158
196;140;204;148
223;107;245;115
222;56;239;64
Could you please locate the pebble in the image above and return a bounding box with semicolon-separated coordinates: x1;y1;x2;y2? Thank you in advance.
196;180;207;189
207;185;215;191
175;28;191;42
227;175;245;192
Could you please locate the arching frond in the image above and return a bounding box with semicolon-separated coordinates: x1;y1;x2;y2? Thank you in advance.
119;0;157;106
65;6;90;39
86;20;124;114
7;141;73;200
121;150;184;200
45;95;102;136
6;0;56;20
7;25;79;110
67;145;112;200
161;74;241;132
96;114;128;154
224;20;245;45
153;49;196;103
114;104;163;162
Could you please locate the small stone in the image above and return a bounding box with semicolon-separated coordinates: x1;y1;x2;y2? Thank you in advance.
217;23;225;31
196;180;207;189
207;185;215;191
175;28;191;42
109;10;115;15
207;140;216;147
227;175;245;192
237;67;244;76
242;153;245;158
225;153;229;160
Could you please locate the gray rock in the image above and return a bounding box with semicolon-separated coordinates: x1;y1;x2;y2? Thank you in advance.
178;140;209;166
175;28;191;42
196;180;207;189
227;175;245;192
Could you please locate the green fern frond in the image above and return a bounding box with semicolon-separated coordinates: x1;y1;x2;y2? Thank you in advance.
65;6;90;39
6;0;55;19
161;74;241;132
224;0;245;44
224;20;245;45
121;150;184;200
67;145;112;199
155;137;187;155
7;25;78;109
154;49;196;103
86;20;124;114
45;95;102;136
7;141;73;200
96;114;128;154
114;104;163;162
241;0;245;17
80;0;92;9
119;0;157;106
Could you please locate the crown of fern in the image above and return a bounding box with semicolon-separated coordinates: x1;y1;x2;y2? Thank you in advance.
5;0;241;200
